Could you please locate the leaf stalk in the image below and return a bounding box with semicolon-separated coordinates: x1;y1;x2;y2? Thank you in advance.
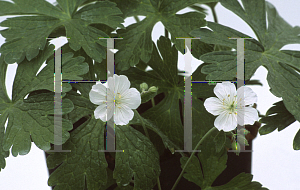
171;127;218;190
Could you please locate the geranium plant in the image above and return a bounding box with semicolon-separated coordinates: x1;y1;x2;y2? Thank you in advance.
0;0;299;189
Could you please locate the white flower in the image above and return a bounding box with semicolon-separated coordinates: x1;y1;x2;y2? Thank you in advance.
204;81;259;132
89;74;141;125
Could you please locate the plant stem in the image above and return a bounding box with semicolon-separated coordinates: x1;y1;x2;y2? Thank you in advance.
211;7;218;23
134;15;140;23
151;98;155;107
165;28;168;38
157;177;162;190
171;127;217;190
136;110;161;190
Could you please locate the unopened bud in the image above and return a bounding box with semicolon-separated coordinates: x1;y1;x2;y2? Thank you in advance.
231;141;241;155
140;82;148;91
236;134;249;146
237;128;250;135
148;86;158;93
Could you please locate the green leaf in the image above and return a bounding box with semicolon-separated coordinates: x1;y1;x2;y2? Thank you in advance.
259;101;296;135
3;91;73;156
47;117;108;189
143;89;184;147
106;168;119;190
0;55;11;170
46;40;108;82
213;130;226;152
112;0;217;71
122;36;216;151
190;0;300;124
190;21;263;80
258;101;300;150
0;0;66;16
12;43;89;101
0;42;91;156
208;173;268;190
180;155;203;187
63;84;97;124
198;140;227;187
191;63;215;99
0;112;9;171
293;129;300;150
114;17;157;71
180;139;227;188
114;185;134;190
191;97;216;149
129;110;181;154
121;36;183;147
245;79;263;86
189;4;208;15
0;0;124;64
113;125;160;190
141;91;158;104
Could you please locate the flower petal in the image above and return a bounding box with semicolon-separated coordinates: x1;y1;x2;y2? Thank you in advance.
204;97;225;116
89;83;107;105
107;74;130;95
214;82;236;105
121;88;141;109
242;107;258;125
94;104;108;122
115;104;134;125
107;102;114;121
237;86;257;106
214;111;237;132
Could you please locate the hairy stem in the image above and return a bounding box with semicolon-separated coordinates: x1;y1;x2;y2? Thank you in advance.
134;15;140;22
165;28;168;38
135;110;161;190
151;98;155;107
171;127;217;190
211;7;218;23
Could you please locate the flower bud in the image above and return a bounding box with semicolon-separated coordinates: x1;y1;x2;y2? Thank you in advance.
140;82;148;91
237;128;250;135
236;134;249;146
231;141;241;155
148;86;158;93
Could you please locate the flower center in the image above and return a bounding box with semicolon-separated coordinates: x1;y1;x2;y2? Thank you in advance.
228;102;237;113
222;95;238;114
115;93;122;107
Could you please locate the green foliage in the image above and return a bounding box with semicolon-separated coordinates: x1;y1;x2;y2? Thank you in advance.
259;101;296;135
129;110;181;154
207;173;269;190
259;101;300;150
190;0;300;124
114;125;160;190
213;130;226;152
1;0;299;189
180;139;228;188
141;90;157;104
0;0;124;64
111;0;216;70
122;36;215;151
180;138;267;189
47;118;108;189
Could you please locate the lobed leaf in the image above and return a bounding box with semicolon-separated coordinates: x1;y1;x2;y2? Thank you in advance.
113;125;160;190
0;0;124;64
112;0;217;71
47;118;108;189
